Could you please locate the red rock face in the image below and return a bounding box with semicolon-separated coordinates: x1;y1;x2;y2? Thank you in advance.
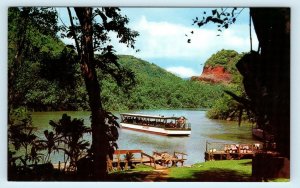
192;65;232;84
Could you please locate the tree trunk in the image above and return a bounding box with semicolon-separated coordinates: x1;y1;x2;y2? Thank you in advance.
250;8;290;158
74;7;109;180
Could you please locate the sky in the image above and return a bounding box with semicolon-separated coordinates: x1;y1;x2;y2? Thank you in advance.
57;7;258;78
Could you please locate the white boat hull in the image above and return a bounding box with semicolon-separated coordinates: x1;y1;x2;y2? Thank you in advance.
120;123;191;136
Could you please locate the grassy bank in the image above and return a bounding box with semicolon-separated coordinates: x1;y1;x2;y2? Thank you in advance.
108;159;290;182
168;159;252;182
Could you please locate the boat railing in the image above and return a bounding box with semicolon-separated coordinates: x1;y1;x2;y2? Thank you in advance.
121;120;191;130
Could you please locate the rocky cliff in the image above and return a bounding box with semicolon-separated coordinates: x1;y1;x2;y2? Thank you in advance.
191;49;242;84
191;65;232;84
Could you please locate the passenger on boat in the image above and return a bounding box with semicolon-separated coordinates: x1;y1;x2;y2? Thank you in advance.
166;122;175;128
170;121;176;128
176;117;186;128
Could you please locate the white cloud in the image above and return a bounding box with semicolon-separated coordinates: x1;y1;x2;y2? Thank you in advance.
59;12;259;78
113;16;258;61
166;66;198;78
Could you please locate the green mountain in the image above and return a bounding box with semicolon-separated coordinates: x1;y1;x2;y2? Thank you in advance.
100;55;227;111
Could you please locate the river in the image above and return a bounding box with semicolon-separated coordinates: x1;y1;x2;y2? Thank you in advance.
31;109;260;165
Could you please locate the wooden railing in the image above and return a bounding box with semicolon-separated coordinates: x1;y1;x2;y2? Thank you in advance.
204;141;262;161
109;149;156;171
108;149;188;171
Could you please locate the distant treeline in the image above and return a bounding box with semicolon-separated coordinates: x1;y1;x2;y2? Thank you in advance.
10;50;228;111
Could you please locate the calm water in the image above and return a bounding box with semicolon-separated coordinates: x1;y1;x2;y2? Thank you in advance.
31;109;260;165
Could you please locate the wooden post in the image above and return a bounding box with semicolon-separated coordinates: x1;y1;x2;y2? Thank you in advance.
107;158;112;172
125;161;128;170
117;153;120;171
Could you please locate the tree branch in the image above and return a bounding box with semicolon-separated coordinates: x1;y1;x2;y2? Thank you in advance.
67;7;81;55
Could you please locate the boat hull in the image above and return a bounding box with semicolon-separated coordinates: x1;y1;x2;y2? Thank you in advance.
120;123;191;136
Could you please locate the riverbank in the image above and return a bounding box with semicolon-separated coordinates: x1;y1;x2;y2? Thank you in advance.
108;159;289;182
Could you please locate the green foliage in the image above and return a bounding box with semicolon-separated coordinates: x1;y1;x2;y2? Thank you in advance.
100;55;227;111
124;152;134;161
10;53;227;112
24;47;83;111
47;114;90;170
205;50;250;121
207;85;242;120
8;107;40;166
8;111;91;169
8;110;91;179
204;49;242;73
8;8;85;111
8;7;68;110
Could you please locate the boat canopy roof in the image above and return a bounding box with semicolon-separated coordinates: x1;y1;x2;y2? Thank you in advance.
120;113;186;120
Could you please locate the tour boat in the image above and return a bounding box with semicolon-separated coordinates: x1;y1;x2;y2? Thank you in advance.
120;113;191;136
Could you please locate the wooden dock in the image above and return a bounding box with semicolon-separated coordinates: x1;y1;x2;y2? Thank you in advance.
204;141;262;161
153;151;187;167
108;149;187;172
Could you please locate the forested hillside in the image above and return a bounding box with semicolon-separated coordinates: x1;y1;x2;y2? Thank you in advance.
11;51;227;111
101;55;226;110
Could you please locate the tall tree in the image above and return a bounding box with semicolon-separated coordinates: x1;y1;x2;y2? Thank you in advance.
8;7;60;110
248;8;290;158
66;7;138;179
